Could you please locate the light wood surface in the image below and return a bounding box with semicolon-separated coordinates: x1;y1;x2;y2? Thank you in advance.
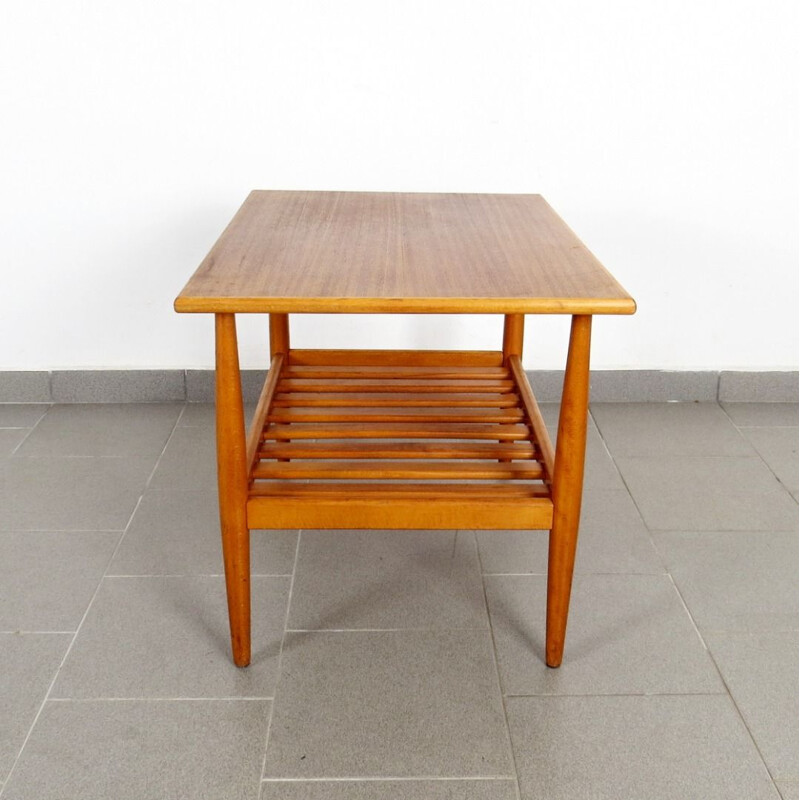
175;192;635;314
247;495;553;530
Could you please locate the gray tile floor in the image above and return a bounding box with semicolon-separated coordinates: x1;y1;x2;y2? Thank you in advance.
0;401;796;799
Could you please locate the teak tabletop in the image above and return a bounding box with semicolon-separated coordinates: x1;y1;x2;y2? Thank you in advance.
175;191;635;315
174;190;635;671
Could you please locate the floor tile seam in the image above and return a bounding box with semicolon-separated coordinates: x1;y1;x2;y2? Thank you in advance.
613;454;772;462
87;404;190;584
45;696;273;702
718;401;794;431
664;572;709;654
474;530;524;800
0;493;143;798
479;570;667;577
502;690;731;699
283;626;491;633
718;405;799;493
260;529;303;783
0;526;128;533
699;626;800;636
8;454;168;460
102;573;293;579
663;571;781;786
260;776;519;783
736;425;800;430
651;529;799;536
589;411;699;555
702;645;787;787
0;630;76;635
141;404;188;493
7;423;43;458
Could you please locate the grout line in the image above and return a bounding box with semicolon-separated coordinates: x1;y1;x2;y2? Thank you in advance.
260;776;519;783
0;630;76;635
665;577;784;788
0;406;188;798
591;402;794;787
480;570;667;577
584;407;783;782
0;499;143;797
45;696;272;702
7;426;39;457
503;690;729;698
737;425;799;429
102;573;293;579
259;529;303;783
718;403;798;498
7;403;54;456
283;626;490;633
475;530;524;800
587;406;671;565
142;404;187;490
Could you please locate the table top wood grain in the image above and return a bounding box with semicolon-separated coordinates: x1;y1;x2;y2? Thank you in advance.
174;191;635;315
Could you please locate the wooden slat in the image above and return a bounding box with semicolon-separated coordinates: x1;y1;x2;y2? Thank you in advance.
267;408;524;424
247;495;554;530
276;379;515;394
245;353;284;471
285;366;510;380
508;355;556;481
287;349;504;367
261;422;531;441
252;460;544;481
272;392;521;408
257;441;537;460
249;481;549;498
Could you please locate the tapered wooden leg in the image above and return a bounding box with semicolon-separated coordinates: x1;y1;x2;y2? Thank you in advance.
269;313;290;358
500;315;525;460
215;313;251;667
546;314;592;668
502;314;524;363
270;315;291;461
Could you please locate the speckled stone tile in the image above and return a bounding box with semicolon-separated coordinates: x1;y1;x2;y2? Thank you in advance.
52;576;289;699
287;530;487;630
485;574;722;696
263;630;513;778
506;695;779;800
2;699;269;800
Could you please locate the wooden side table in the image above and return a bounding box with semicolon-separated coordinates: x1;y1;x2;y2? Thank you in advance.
175;191;635;669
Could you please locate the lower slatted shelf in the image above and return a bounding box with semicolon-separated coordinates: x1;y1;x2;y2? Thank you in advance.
245;351;555;530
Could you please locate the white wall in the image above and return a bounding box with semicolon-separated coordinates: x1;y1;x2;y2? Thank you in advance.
1;1;796;371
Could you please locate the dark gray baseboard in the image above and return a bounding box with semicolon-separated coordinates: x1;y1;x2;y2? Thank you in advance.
1;369;797;404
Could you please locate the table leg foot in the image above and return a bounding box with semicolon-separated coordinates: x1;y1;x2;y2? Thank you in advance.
221;524;251;668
